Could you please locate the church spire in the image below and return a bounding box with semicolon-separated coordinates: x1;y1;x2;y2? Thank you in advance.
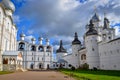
56;40;67;53
91;6;100;22
86;19;98;36
103;12;110;29
72;32;81;45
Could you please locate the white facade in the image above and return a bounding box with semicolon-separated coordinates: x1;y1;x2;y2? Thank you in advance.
17;36;53;70
57;12;120;70
0;0;17;71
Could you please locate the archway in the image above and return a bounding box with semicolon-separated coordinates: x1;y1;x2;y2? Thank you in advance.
30;64;34;69
38;46;44;52
19;42;25;51
46;46;51;52
31;45;36;51
3;58;8;64
81;54;86;60
47;64;49;69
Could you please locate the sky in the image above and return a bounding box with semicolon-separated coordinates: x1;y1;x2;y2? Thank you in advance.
5;0;120;53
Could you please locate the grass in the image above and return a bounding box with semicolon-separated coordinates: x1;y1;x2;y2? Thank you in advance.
59;69;120;80
0;71;13;75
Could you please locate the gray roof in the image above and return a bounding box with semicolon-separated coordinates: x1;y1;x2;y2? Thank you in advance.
57;59;68;63
2;0;15;12
20;33;25;37
3;51;21;56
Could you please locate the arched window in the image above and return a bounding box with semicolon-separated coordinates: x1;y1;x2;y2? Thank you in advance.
81;54;86;60
31;45;36;51
3;58;8;64
18;42;25;51
38;46;44;52
46;46;51;52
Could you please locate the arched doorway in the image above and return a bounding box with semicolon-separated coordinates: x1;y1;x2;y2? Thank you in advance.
47;64;49;69
38;63;43;69
30;64;34;69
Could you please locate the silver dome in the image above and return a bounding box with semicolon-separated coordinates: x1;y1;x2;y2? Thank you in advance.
31;38;36;41
20;33;25;37
2;0;15;12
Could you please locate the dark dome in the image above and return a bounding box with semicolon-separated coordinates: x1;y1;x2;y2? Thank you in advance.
72;32;81;45
56;40;67;53
86;19;98;36
91;13;100;22
86;29;98;36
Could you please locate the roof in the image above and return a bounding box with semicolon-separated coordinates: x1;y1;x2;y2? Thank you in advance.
103;17;110;29
72;32;81;45
2;51;21;56
20;33;25;37
56;40;67;53
86;19;98;36
1;0;15;12
91;13;100;22
57;59;68;63
108;37;120;43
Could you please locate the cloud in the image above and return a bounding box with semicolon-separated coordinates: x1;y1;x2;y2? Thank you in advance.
25;35;34;43
13;15;20;24
14;0;120;52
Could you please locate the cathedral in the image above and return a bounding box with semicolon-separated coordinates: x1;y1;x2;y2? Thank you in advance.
56;12;120;70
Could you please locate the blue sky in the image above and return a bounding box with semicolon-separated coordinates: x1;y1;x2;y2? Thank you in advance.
5;0;120;53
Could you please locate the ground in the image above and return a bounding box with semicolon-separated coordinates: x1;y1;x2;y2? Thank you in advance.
0;71;75;80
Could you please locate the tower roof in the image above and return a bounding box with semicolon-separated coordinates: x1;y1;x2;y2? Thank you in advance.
20;33;25;37
91;13;100;22
31;37;36;41
2;0;15;12
86;19;98;36
72;32;81;45
103;17;110;29
56;40;67;53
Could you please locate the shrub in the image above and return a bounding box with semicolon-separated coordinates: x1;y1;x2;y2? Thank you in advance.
80;63;89;70
93;67;97;71
71;66;75;71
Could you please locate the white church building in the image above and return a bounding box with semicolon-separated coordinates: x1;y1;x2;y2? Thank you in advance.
56;12;120;70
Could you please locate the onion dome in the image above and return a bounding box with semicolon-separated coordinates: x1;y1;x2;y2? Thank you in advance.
31;38;36;41
38;37;43;41
103;17;110;29
56;40;67;53
20;33;25;37
2;0;15;12
91;13;100;22
86;19;98;36
72;32;81;45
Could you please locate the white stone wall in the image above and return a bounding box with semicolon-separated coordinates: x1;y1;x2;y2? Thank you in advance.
85;35;100;69
63;53;80;68
99;38;120;70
